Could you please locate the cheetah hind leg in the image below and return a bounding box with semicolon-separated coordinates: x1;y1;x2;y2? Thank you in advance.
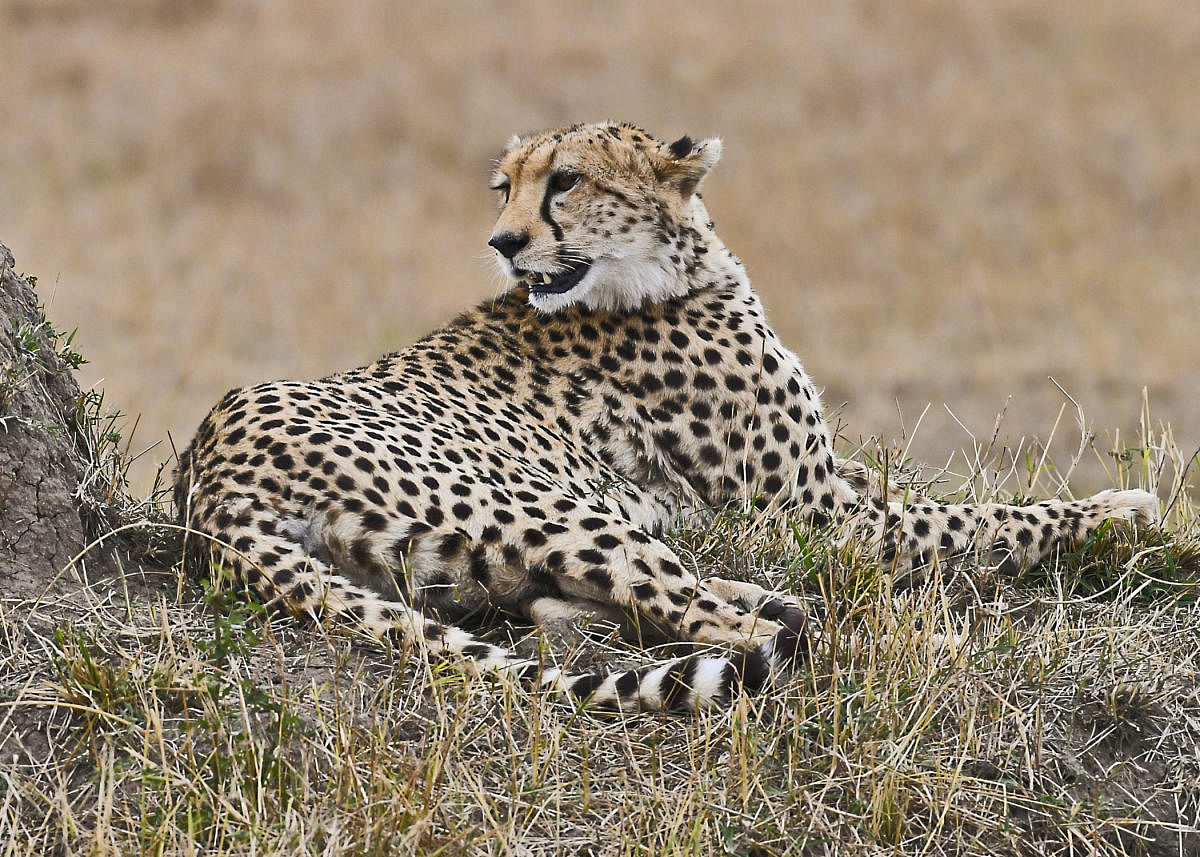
310;562;790;714
521;584;811;691
209;512;794;714
525;595;686;646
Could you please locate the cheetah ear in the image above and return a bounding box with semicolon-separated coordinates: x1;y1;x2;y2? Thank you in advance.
660;136;722;197
503;134;522;154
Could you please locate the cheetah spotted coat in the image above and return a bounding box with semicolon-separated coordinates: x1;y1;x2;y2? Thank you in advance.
176;122;1157;713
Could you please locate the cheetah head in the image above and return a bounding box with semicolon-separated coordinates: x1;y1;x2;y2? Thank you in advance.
488;122;722;314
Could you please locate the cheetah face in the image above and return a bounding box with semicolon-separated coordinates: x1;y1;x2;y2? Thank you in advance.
488;122;722;314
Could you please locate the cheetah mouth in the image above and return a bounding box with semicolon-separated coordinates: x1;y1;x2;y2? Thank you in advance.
524;262;592;296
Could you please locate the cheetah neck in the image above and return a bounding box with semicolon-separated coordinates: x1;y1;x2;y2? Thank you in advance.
557;194;749;315
533;223;787;514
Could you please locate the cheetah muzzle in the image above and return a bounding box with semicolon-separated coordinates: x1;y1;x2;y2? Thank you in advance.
524;260;593;295
176;121;1160;715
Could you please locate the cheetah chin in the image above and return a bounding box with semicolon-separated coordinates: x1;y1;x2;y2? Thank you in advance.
177;121;1162;716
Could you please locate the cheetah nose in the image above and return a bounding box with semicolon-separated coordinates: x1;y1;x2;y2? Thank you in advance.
488;231;530;260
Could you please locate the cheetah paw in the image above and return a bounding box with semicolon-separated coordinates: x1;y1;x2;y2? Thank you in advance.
756;597;807;634
1095;489;1159;526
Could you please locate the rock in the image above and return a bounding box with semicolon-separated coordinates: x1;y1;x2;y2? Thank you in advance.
0;240;97;595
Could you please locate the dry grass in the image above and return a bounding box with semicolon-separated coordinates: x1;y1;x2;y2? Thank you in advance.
2;0;1198;493
2;399;1198;855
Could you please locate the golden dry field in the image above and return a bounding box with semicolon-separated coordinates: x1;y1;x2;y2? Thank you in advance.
2;0;1198;493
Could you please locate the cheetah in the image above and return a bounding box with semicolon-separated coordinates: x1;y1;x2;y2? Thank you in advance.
175;121;1158;714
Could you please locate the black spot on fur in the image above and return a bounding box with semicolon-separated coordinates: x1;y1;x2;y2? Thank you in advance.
438;533;465;559
362;511;388;532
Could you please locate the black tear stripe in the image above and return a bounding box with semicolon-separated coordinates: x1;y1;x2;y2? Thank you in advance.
540;180;565;242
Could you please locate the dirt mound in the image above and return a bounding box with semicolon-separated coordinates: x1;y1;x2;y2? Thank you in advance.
0;240;102;596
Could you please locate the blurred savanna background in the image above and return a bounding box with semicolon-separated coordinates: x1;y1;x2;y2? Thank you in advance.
2;0;1198;496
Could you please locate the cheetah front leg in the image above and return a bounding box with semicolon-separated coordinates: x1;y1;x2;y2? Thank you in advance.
525;577;807;663
428;499;810;711
702;576;804;615
487;501;808;669
830;483;1157;576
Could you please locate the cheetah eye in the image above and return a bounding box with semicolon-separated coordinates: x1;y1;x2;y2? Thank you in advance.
491;181;510;204
549;171;581;194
